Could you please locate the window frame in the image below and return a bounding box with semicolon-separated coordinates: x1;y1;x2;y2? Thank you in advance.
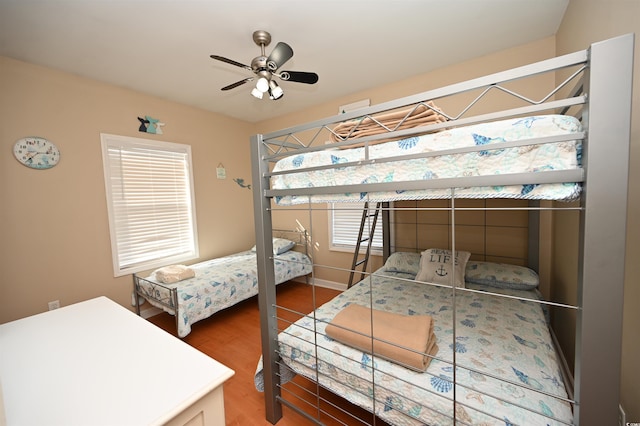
328;202;383;255
101;133;199;277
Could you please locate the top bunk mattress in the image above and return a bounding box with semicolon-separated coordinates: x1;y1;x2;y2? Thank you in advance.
270;115;582;205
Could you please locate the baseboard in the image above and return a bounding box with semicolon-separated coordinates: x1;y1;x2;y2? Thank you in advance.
292;276;347;291
140;306;162;319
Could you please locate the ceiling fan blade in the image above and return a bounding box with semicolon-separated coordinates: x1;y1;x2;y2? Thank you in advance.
210;55;252;71
221;78;253;91
266;42;294;71
279;71;319;85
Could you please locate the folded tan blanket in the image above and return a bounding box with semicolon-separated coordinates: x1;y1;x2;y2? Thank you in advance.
155;264;195;284
331;102;448;144
325;304;438;372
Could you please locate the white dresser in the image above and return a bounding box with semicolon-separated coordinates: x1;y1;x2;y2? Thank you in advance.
0;296;234;426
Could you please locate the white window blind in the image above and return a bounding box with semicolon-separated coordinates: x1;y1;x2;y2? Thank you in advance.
329;202;383;253
101;134;198;276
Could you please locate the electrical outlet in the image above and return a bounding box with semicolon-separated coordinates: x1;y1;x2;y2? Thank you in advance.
48;300;60;311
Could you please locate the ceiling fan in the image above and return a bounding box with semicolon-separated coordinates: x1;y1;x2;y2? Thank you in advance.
210;30;319;100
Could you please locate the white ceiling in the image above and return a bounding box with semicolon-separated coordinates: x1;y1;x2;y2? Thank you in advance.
0;0;569;123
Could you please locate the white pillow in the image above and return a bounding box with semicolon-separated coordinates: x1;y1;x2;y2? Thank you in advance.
251;238;296;255
415;248;471;287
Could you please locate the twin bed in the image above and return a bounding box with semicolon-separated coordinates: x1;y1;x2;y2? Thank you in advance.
250;35;633;425
134;235;312;337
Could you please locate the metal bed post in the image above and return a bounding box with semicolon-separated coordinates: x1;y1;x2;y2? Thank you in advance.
133;276;142;315
382;202;391;261
575;33;634;425
527;201;540;272
250;133;282;424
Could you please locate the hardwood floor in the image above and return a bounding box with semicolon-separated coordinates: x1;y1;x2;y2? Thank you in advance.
147;281;389;425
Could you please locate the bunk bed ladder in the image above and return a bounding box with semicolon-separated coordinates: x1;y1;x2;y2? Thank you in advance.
348;202;382;288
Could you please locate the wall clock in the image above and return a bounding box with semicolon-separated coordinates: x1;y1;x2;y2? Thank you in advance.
13;137;60;169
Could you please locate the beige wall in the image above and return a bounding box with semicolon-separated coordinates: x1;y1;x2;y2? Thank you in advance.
0;56;256;323
555;0;640;420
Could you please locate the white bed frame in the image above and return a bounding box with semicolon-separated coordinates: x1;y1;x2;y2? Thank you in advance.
250;34;634;425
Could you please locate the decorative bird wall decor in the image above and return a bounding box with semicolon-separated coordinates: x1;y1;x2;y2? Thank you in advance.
137;116;165;134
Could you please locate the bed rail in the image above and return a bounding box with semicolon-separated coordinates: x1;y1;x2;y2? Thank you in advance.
133;274;179;330
258;48;588;158
251;45;590;204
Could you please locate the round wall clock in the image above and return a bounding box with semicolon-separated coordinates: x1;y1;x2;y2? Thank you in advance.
13;137;60;169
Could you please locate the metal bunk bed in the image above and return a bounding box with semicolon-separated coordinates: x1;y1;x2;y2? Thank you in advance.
251;34;634;425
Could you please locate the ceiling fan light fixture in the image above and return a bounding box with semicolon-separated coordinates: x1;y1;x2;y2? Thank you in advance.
268;80;284;100
250;87;263;99
211;30;318;102
256;77;270;93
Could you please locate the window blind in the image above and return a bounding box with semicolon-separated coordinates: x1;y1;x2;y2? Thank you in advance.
330;202;382;252
101;134;198;276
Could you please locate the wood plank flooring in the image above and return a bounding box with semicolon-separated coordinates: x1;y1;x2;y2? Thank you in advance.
147;281;390;425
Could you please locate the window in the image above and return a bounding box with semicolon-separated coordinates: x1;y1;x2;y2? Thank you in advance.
329;202;383;253
101;134;198;276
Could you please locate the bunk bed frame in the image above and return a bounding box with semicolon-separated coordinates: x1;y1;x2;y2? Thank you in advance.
251;34;634;426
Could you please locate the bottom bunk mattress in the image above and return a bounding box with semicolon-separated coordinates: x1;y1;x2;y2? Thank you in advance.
268;270;573;425
137;249;312;337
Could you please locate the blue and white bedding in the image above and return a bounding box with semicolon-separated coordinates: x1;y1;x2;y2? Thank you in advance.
271;115;582;205
275;270;573;425
138;250;312;337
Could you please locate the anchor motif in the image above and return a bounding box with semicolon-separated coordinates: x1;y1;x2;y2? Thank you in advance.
435;265;448;277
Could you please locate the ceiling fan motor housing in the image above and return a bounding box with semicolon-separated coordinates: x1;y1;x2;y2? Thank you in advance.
251;56;269;73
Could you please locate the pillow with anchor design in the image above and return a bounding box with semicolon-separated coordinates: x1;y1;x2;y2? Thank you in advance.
415;248;471;288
